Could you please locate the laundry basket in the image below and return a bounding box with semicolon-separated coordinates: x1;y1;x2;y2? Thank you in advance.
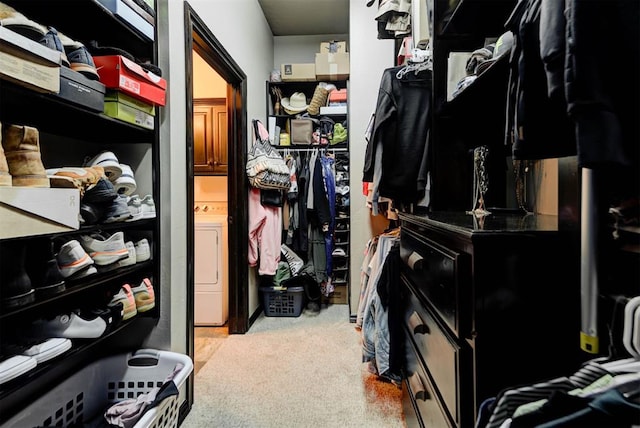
2;349;193;428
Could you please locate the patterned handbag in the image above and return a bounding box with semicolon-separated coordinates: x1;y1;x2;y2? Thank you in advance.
246;119;291;190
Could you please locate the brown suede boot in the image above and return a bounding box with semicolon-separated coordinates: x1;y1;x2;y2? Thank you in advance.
0;122;12;187
1;124;50;187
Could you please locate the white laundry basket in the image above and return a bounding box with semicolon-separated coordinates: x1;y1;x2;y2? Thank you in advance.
2;349;193;428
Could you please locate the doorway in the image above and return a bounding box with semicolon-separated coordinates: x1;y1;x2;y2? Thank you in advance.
183;0;250;410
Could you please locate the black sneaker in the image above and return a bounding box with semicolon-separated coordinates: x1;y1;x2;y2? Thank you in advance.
83;176;117;204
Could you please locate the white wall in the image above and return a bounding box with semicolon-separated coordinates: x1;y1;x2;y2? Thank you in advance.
155;0;394;352
273;34;348;68
155;0;275;352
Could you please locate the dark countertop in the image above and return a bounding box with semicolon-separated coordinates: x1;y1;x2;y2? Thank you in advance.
398;210;561;235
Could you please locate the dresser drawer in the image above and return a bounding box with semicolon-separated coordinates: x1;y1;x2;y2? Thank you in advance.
403;277;471;426
403;330;454;428
400;227;470;337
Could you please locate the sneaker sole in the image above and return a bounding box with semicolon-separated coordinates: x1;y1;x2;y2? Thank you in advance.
2;289;35;309
24;338;72;364
0;355;37;385
59;253;94;278
88;248;129;266
136;301;155;313
34;281;66;298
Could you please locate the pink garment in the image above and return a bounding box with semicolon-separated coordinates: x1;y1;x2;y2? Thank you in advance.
248;188;282;275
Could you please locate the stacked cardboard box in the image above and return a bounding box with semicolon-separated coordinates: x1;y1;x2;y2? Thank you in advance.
94;55;166;129
315;40;349;81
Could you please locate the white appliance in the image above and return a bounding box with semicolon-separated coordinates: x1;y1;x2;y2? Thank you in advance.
194;201;228;326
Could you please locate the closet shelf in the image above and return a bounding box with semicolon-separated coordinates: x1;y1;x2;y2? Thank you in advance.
0;316;157;422
435;0;516;38
0;261;154;320
437;53;509;119
0;81;154;145
2;0;154;60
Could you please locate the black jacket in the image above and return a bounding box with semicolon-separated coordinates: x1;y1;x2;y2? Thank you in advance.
363;65;432;204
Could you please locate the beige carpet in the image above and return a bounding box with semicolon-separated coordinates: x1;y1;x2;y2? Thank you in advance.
182;304;406;428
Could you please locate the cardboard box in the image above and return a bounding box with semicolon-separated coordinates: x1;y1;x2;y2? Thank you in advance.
320;40;347;53
320;105;347;115
120;0;155;24
280;63;316;81
104;99;155;129
55;67;106;112
329;88;347;103
328;284;348;304
93;55;166;106
105;90;155;115
0;26;61;93
0;187;80;239
315;52;350;81
95;0;155;40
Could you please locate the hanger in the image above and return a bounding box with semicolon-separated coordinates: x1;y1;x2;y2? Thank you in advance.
598;296;640;373
396;45;433;79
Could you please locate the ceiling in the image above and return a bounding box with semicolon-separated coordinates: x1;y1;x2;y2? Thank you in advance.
257;0;350;36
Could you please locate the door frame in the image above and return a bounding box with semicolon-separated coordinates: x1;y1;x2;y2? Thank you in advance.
183;0;250;404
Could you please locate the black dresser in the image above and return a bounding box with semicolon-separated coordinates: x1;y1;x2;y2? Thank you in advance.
398;211;588;428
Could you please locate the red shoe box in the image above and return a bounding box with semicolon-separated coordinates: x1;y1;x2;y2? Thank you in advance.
93;55;166;106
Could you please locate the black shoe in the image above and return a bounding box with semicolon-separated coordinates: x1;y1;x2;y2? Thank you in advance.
1;241;35;309
83;177;117;204
80;202;103;225
25;241;66;299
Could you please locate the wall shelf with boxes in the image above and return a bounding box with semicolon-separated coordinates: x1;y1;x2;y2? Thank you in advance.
264;77;351;306
266;79;349;149
0;0;164;424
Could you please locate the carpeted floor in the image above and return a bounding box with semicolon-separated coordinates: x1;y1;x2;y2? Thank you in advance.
182;304;406;428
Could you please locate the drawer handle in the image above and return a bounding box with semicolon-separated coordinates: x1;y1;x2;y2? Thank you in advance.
407;251;424;271
409;311;430;335
408;372;430;401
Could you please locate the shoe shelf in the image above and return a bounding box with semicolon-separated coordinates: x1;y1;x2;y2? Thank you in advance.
0;316;157;423
2;0;154;61
0;0;161;424
0;261;154;320
0;80;154;145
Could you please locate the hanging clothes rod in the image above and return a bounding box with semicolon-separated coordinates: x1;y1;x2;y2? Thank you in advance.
274;146;348;152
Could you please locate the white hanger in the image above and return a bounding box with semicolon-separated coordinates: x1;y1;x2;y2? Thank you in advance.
396;43;433;79
624;296;640;358
600;295;640;373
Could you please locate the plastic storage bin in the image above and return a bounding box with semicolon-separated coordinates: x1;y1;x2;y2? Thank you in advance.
260;285;305;317
2;349;193;428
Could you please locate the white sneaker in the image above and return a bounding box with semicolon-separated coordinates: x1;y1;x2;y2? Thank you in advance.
108;284;137;321
0;355;37;385
140;194;156;219
114;163;136;196
126;194;144;222
29;312;107;339
22;338;72;364
57;240;97;278
130;278;155;312
135;238;151;263
84;151;122;182
79;231;128;266
115;241;137;268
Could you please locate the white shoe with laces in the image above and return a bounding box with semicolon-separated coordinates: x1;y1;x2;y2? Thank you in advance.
126;194;144;222
56;240;97;278
79;231;128;266
140;194;156;219
134;238;151;263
